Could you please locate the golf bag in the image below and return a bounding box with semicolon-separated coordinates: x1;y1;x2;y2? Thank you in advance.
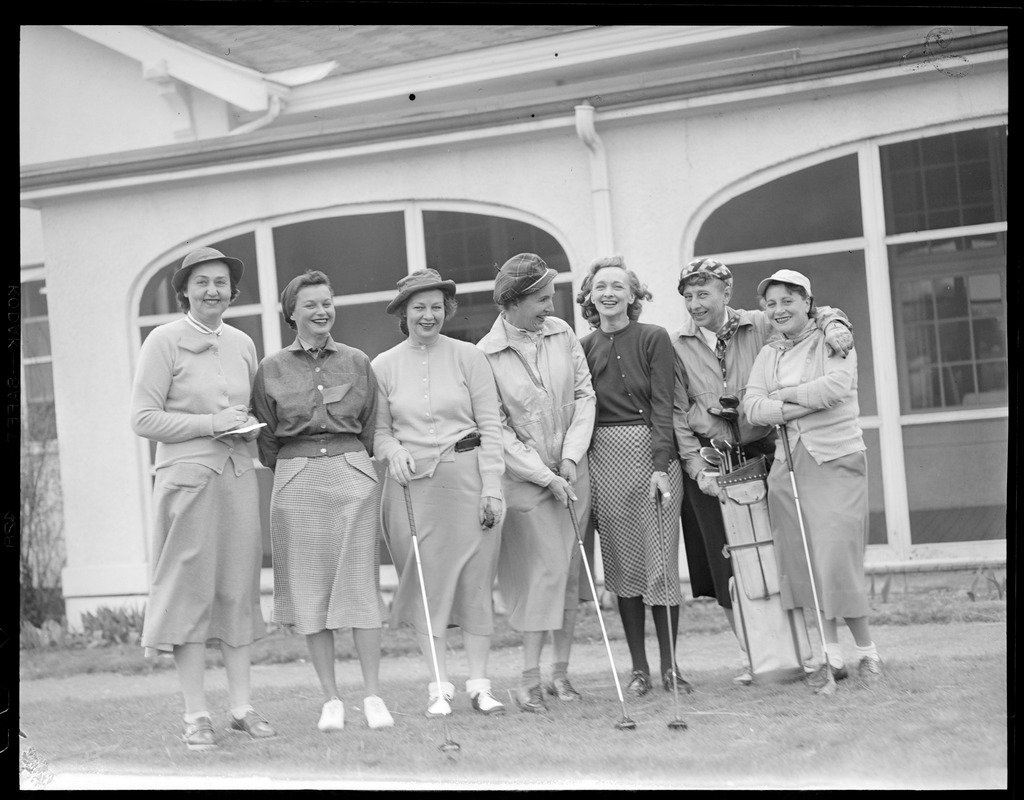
715;456;811;683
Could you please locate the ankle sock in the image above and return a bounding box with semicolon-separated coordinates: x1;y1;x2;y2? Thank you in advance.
826;644;844;669
230;704;255;720
521;666;541;689
551;661;569;681
855;642;879;662
183;710;211;724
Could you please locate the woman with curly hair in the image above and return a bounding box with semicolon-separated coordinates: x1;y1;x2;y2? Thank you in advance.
577;255;689;698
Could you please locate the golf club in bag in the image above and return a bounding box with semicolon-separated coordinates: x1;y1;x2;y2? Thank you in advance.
401;484;463;751
714;453;811;684
567;499;637;731
655;492;687;731
717;394;745;466
774;424;837;696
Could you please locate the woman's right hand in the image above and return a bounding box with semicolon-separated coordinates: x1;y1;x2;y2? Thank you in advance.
547;475;578;507
212;405;251;433
388;449;416;486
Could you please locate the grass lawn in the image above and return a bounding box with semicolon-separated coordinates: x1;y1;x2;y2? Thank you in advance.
19;589;1008;789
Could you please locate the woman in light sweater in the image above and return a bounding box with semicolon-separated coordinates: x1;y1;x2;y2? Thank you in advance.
372;269;506;717
743;269;882;687
131;247;275;750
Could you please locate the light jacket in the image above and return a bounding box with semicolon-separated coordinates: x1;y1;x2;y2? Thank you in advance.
672;306;849;480
478;314;596;486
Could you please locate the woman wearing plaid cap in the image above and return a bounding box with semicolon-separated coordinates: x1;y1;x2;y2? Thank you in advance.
577;255;690;698
478;253;597;713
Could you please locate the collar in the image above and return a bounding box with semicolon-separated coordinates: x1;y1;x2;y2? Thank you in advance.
185;311;224;336
675;307;754;339
478;314;567;354
767;319;819;350
288;335;338;354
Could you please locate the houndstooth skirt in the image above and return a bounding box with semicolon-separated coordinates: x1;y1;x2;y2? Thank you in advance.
589;425;684;606
270;451;387;634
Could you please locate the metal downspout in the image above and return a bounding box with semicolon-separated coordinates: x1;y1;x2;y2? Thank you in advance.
575;101;614;255
230;92;285;136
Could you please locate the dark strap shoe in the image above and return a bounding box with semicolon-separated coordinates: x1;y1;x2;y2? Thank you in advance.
626;670;652;697
182;716;217;751
228;709;277;739
663;668;694;694
545;677;582;702
515;684;547;713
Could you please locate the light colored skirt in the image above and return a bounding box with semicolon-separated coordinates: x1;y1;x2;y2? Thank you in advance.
142;462;265;655
589;425;684;606
381;450;501;637
499;456;591;632
768;441;870;620
270;451;387;635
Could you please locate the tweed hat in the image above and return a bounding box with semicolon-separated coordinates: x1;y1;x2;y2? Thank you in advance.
493;253;557;305
757;268;812;298
677;257;733;294
171;247;244;292
386;269;457;315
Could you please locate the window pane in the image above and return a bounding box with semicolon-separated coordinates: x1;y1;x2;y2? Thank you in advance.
974;362;1007;401
940;364;975;405
23;319;51;359
933;276;968;318
904;324;936;364
273;213;407;295
226;315;265;361
936;320;971;362
27;401;57;441
727;250;877;416
864;428;887;546
423;211;571;283
881;126;1007;234
972;318;1005;360
903;420;1006;544
23;279;48;318
899;279;934;322
25;362;54;403
694;155;862;253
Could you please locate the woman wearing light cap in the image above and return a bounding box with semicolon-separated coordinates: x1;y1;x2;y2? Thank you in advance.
743;269;882;686
477;253;596;713
251;269;393;732
131;246;275;750
577;255;688;698
372;269;507;718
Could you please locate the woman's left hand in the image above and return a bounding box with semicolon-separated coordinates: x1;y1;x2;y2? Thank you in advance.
649;471;672;504
480;496;504;530
239;414;261;441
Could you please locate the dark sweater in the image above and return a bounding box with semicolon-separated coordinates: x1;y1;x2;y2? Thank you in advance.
580;321;677;472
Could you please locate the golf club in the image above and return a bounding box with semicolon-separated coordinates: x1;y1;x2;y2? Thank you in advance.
775;425;837;697
710;436;734;473
656;491;688;731
567;499;637;731
402;484;463;751
718;394;745;466
699;446;725;475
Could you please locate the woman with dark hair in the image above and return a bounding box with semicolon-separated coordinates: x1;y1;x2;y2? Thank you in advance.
131;246;275;750
251;269;393;732
372;269;507;717
577;255;688;697
743;269;882;687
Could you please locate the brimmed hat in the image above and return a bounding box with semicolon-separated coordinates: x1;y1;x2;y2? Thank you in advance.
386;269;457;315
171;247;244;292
494;253;557;305
757;269;812;298
678;257;732;294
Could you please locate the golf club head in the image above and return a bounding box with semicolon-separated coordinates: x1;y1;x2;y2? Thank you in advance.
439;739;462;754
719;393;740;409
699;447;723;467
668;719;689;731
710;437;733;453
615;717;637;731
717;407;739;422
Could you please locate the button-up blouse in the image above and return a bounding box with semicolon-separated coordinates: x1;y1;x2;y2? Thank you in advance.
250;337;377;470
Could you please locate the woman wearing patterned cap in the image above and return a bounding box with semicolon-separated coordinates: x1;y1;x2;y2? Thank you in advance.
372;269;507;718
131;246;275;750
672;257;853;683
577;255;689;698
251;269;393;733
744;270;882;687
477;253;597;713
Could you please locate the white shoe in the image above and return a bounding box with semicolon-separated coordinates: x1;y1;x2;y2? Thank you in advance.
317;697;345;732
466;678;506;715
363;696;394;729
733;662;753;685
427;681;455;716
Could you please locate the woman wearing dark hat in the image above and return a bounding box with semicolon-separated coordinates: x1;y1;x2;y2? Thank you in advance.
131;246;275;751
250;270;393;732
576;255;688;698
371;269;506;717
477;253;596;713
743;269;882;687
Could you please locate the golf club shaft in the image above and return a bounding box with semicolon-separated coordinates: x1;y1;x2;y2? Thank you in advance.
567;500;630;710
402;483;457;735
776;425;832;672
657;495;683;718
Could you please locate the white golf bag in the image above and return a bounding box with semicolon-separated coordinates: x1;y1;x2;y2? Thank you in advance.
715;456;811;683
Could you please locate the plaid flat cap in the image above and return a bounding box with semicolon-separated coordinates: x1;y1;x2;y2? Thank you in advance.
493;253;557;305
678;257;733;295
